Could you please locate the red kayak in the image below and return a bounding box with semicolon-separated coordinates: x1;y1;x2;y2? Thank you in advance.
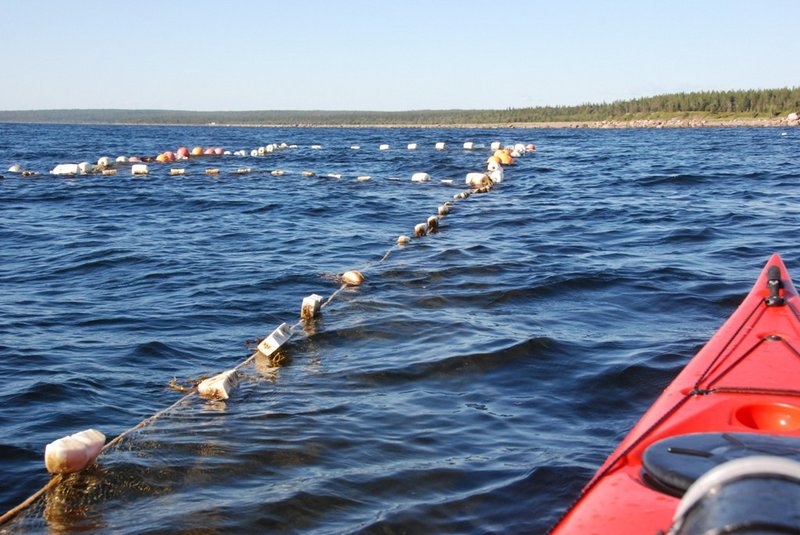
552;254;800;534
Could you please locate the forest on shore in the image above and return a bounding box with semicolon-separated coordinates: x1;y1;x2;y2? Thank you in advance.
1;87;798;126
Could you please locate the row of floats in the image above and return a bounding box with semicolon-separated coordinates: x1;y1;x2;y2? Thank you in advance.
4;141;533;178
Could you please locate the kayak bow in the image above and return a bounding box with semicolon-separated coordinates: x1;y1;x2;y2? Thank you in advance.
552;254;800;534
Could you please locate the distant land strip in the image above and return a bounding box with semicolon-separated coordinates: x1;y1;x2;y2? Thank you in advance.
1;88;798;128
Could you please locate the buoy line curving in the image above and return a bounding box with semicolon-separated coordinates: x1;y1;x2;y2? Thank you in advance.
0;139;533;527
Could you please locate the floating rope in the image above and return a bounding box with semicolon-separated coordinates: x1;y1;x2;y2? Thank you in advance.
0;140;532;527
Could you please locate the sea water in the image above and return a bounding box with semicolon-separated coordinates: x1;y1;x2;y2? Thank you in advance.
1;123;799;533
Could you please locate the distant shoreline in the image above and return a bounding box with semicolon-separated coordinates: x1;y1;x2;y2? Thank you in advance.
2;117;797;129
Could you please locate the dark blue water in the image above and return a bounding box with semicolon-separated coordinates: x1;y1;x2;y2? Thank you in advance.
1;123;798;533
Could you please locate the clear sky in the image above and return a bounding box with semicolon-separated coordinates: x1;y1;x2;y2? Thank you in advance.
2;0;797;111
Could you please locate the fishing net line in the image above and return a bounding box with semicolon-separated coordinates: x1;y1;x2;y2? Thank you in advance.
1;142;528;531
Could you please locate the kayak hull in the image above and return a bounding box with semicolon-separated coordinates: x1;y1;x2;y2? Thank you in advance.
552;254;800;534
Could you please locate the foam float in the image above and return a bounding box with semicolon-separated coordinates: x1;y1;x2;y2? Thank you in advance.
301;294;324;320
411;172;431;183
357;176;371;181
435;142;446;150
206;169;220;175
302;171;316;177
44;429;105;474
197;369;239;400
489;167;504;183
257;323;293;358
102;169;117;176
466;172;492;188
131;164;149;175
170;169;186;175
341;271;365;286
50;164;79;176
463;142;475;150
407;143;418;150
379;144;389;150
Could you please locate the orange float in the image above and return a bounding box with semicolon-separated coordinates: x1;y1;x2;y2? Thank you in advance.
191;146;204;156
499;149;514;165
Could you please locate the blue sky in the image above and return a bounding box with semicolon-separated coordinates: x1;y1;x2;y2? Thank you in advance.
2;0;797;111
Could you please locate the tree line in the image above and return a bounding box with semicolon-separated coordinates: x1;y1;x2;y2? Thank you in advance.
1;87;797;126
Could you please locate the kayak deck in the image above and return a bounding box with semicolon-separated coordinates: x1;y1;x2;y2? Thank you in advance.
552;254;800;534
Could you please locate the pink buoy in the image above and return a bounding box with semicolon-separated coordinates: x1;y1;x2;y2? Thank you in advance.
177;147;190;158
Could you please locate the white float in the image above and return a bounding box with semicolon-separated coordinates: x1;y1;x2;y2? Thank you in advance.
197;369;239;400
78;162;94;174
397;235;411;245
131;164;149;175
257;323;292;358
44;429;105;474
490;141;502;151
435;142;446;150
8;164;21;173
411;172;431;182
463;142;475;150
466;172;491;187
489;168;504;183
427;215;439;232
301;294;324;320
414;223;427;237
115;156;128;163
407;143;418;150
379;144;389;150
51;163;79;175
97;157;112;167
